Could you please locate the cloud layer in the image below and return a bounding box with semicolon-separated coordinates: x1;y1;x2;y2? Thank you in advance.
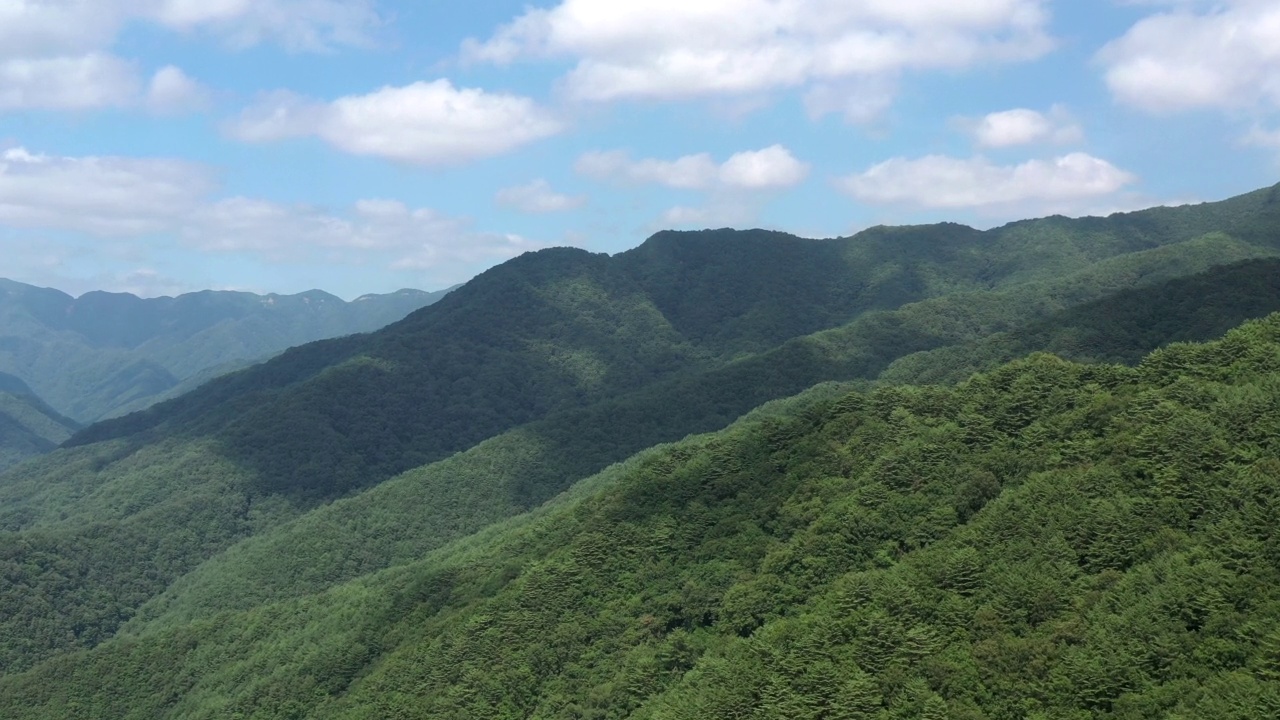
576;145;810;190
0;146;533;272
464;0;1053;111
961;106;1083;148
0;0;380;112
229;81;563;164
1099;0;1280;113
840;152;1136;210
495;180;587;213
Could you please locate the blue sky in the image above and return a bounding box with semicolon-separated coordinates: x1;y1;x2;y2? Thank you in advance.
1;0;1277;299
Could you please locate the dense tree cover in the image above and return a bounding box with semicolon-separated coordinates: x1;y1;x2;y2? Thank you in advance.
4;314;1280;718
2;183;1280;688
65;189;1280;501
882;257;1280;386
0;227;1253;658
0;183;1274;671
0;373;80;471
0;279;450;423
113;234;1280;632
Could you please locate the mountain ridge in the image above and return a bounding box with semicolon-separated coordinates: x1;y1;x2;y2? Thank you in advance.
0;371;81;470
0;279;455;425
6;313;1280;718
2;182;1280;700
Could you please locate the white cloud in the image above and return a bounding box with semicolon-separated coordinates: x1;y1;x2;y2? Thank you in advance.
496;179;587;213
228;80;564;165
962;106;1083;148
719;145;811;189
576;145;809;190
0;146;536;272
0;147;213;234
576;150;719;189
224;90;319;140
463;0;1053;112
187;197;537;267
0;0;383;115
579;145;808;231
146;65;212;115
108;268;197;298
657;201;756;229
146;0;383;51
839;152;1136;209
802;78;897;125
0;54;139;110
1098;1;1280;112
0;2;122;59
1243;125;1280;148
0;1;381;57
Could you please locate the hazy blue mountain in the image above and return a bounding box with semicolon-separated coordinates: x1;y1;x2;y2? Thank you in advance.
0;281;453;423
0;372;80;471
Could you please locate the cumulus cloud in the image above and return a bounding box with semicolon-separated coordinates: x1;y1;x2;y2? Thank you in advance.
802;77;897;125
187;197;537;267
224;90;319;140
145;0;383;51
0;0;383;112
146;65;212;115
0;147;213;234
1098;0;1280;112
0;146;536;272
577;151;719;189
578;145;809;231
227;80;564;165
0;2;121;59
463;0;1053;112
0;0;381;57
496;179;587;213
576;145;809;190
657;201;757;229
839;152;1136;209
0;55;140;111
719;145;812;188
960;106;1083;148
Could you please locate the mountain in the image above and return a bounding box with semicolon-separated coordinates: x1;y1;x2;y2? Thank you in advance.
880;256;1280;386
0;281;454;423
98;250;1280;637
2;183;1280;706
3;312;1279;719
0;373;80;471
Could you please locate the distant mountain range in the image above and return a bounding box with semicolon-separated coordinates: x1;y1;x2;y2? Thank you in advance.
3;182;1280;717
0;282;453;468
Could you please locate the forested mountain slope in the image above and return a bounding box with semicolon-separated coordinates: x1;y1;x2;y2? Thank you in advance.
63;183;1280;498
1;184;1279;683
4;312;1279;719
881;256;1280;385
116;244;1280;635
0;373;79;471
0;280;451;423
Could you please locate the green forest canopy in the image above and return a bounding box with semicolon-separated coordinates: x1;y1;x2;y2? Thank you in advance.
2;183;1280;717
3;311;1279;719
